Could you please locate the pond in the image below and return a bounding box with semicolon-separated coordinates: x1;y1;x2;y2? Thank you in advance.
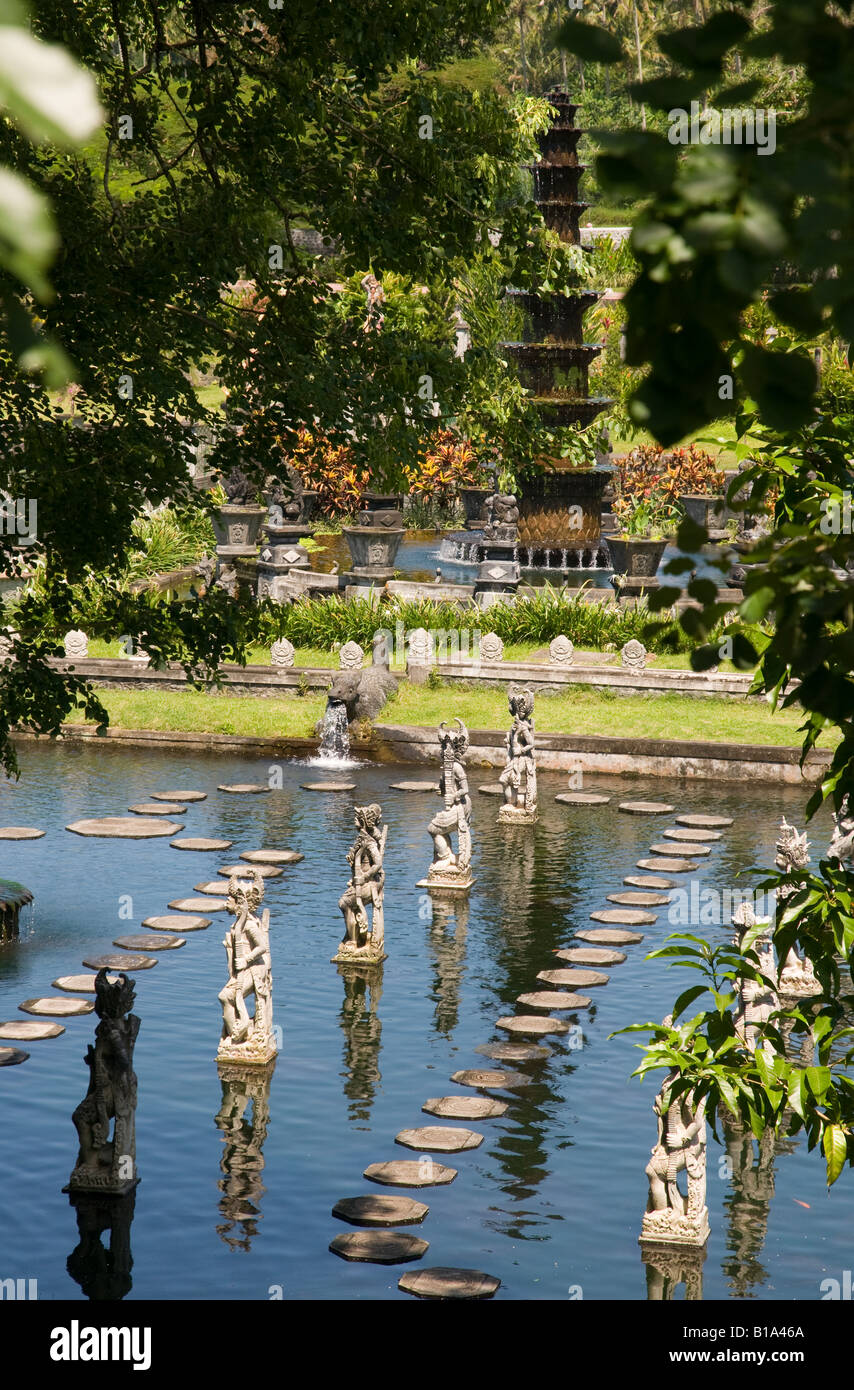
0;741;845;1301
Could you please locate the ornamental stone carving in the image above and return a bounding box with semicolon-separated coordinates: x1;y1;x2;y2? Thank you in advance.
217;871;277;1067
270;638;295;668
775;818;819;997
339;641;364;670
417;719;474;894
621;639;647;670
66;971;140;1196
480;632;504;664
332;804;388;964
64;630;89;659
498;688;537;825
548;635;574;666
640;1029;709;1248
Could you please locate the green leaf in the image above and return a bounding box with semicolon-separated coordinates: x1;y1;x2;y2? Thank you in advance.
672;984;708;1020
0;25;103;146
554;20;625;64
0;165;58;297
739;586;776;623
823;1123;847;1187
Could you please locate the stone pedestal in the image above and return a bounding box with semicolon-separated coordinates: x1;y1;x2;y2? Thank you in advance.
216;1033;278;1067
331;941;387;966
639;1207;710;1249
497;804;538;826
474;539;520;609
417;866;475;895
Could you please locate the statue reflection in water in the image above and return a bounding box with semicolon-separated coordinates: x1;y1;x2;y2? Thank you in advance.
641;1244;706;1300
66;1191;136;1301
214;1063;275;1252
425;894;468;1039
337;964;383;1123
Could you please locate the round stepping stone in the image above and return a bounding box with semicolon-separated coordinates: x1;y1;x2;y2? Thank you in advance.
396;1126;483;1153
650;842;710;858
619;801;675;815
168;897;228;913
398;1267;500;1300
554;791;611;805
240;849;304;866
478;784;503;795
53;974;119;993
151;790;207;802
624;874;675;890
637;857;697;873
170;837;232;852
332;1196;428;1227
330;1231;428;1264
217;864;282;879
663;826;722;842
475;1042;551;1062
496;1015;569;1037
675;813;733;828
300;782;355;792
364;1161;457;1188
82;953;157;971
517;991;592;1010
0;1046;29;1065
218;784;271;794
67;817;183;838
0;1019;64;1039
128;802;186;816
556;947;625;965
450;1069;532;1090
607;891;670;907
113;934;185;951
0;826;44;840
18;996;93;1017
588;908;656;926
195;881;234;895
142;914;210;933
576;927;645;945
390;781;439;792
537;968;608;988
422;1096;507;1120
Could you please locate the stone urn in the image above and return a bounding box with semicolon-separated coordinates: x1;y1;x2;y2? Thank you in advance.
459;486;491;530
212;504;267;550
679;494;727;534
606;536;667;581
342;525;404;573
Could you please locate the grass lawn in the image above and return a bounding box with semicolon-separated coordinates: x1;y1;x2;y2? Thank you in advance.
64;689;327;738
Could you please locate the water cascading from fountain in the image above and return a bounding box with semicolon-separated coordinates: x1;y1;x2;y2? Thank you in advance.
318;701;351;763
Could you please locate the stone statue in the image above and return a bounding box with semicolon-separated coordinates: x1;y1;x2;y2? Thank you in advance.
361;273;385;332
418;718;475;893
483;491;519;543
827;795;854;872
332;803;388;964
621;638;647;670
498;687;538;824
731;902;778;1053
194;554;216;591
220;467;258;506
548;635;574;666
217;871;277;1066
640;1025;710;1247
214;561;239;598
66;971;140;1196
775;817;819;997
64;630;89;659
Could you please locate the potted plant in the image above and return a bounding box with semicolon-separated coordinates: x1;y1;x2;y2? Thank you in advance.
606;492;678;580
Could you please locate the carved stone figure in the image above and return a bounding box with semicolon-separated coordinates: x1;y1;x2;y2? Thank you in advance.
732;901;778;1053
332;804;388;964
480;632;504;664
270;638;295;667
64;629;89;659
621;638;647;670
339;640;364;670
214;561;239;598
483;491;519;543
775;817;819;997
407;627;432;667
828;795;854;872
418;719;475;893
194;555;216;591
548;635;574;666
498;688;538;824
361;273;385;332
66;971;140;1196
221;467;258;506
217;871;277;1066
640;1029;710;1247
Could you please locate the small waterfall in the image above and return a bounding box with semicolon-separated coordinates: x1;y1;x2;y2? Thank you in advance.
319;700;350;761
560;548;568;569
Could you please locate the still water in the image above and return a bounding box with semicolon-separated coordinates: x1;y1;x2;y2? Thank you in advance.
0;741;846;1300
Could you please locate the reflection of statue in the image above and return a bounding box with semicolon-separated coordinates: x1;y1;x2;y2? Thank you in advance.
337;966;383;1122
641;1244;705;1300
66;1191;136;1301
498;688;538;824
217;871;277;1066
418;719;475;893
732;902;778;1053
641;1034;709;1247
66;972;139;1196
775;818;819;997
214;1067;273;1252
426;896;469;1038
332;804;388;964
720;1111;781;1298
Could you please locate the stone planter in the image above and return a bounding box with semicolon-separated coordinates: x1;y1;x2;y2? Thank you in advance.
679;494;727;533
342;526;404;572
212;505;266;550
459;487;491;530
606;536;667;580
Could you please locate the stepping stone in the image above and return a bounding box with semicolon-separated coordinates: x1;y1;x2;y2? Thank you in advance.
170;837;232;851
475;1042;551;1062
128;802;186;816
624;874;675;891
478;784;503;795
396;1126;483;1152
300;782;355;792
168;897;228;913
240;849;304;866
537;968;608;988
577;927;645;945
675;813;733;829
0;1019;64;1039
398;1267;500;1300
637;857;697;873
607;891;670;907
82;953;157;971
113;934;185;951
517;991;592;1010
53;974;119;993
332;1195;429;1227
217;864;282;879
496;1015;569;1037
67;817;183;838
588;908;656;926
619;801;674;815
650;842;710;858
556;947;625;965
663;826;722;842
0;827;44;840
151;790;207;802
329;1231;429;1264
218;784;271;794
0;1047;29;1065
195;881;233;895
450;1069;532;1090
390;781;439;792
18;996;93;1017
422;1096;507;1120
555;792;611;805
364;1160;457;1188
143;914;210;933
